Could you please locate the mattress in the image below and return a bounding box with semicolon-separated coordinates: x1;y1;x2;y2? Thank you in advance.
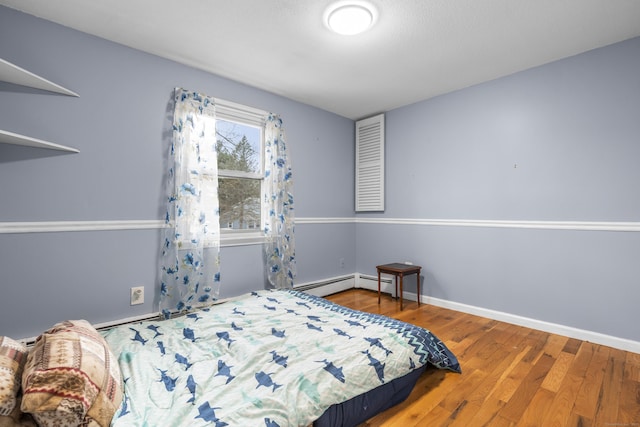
103;289;460;426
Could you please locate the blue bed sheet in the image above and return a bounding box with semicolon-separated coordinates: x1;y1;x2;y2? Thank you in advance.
103;290;459;426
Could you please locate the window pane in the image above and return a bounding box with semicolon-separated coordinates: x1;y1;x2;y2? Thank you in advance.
218;177;261;230
216;119;261;174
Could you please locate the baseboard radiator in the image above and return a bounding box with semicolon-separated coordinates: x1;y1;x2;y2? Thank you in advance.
295;273;396;297
293;274;356;297
22;311;162;347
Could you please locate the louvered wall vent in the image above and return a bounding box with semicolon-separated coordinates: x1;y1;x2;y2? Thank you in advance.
355;113;385;212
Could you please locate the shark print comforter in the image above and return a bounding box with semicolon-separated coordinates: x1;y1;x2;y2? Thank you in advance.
103;290;460;427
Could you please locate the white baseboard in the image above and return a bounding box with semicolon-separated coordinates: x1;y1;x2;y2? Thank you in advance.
356;276;640;354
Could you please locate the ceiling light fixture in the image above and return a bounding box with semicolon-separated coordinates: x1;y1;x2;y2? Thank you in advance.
325;1;376;36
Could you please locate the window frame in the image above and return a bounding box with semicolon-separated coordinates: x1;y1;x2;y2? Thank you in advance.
214;99;268;247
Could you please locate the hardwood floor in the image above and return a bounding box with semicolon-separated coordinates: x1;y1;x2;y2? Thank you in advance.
324;289;640;427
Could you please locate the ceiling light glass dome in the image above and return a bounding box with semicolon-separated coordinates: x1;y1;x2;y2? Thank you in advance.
325;2;376;36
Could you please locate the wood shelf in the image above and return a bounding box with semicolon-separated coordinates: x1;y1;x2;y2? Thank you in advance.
0;57;79;153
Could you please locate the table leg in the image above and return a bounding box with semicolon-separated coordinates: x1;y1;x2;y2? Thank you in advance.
417;268;421;306
377;269;381;305
394;275;398;300
399;273;404;310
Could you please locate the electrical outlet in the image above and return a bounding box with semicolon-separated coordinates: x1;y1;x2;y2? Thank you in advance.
130;286;144;305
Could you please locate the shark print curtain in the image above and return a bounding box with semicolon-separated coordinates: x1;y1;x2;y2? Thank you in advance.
263;115;296;289
160;88;221;318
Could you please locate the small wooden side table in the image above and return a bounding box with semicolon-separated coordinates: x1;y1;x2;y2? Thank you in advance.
376;263;422;310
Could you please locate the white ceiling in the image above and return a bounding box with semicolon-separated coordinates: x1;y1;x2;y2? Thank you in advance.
2;0;640;120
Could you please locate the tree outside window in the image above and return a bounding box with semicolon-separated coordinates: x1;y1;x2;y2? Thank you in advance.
216;119;263;232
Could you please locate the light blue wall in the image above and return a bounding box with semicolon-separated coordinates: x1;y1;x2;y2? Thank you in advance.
357;36;640;342
2;5;638;344
0;6;354;339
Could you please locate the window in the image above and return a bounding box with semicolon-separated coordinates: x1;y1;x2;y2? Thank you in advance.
215;100;267;245
176;98;267;247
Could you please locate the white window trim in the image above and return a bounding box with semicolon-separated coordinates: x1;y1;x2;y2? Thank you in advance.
220;230;265;247
214;98;267;127
218;169;262;180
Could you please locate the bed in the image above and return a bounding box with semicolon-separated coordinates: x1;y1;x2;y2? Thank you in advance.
1;289;459;427
104;289;460;426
